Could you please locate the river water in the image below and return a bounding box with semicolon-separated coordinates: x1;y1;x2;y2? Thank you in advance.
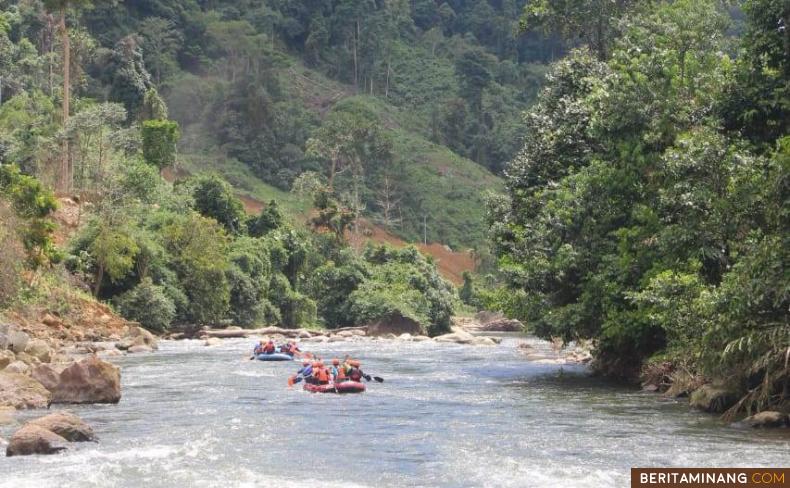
1;335;788;487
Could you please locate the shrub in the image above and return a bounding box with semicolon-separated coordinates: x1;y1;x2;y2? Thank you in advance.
113;278;176;332
141;119;179;169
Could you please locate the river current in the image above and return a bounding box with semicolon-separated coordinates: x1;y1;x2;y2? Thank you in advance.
1;335;787;487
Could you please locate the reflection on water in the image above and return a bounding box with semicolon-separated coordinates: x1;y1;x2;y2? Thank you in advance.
1;335;787;488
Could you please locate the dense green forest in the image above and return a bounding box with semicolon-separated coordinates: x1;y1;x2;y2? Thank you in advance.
0;0;788;418
1;0;564;248
481;0;789;415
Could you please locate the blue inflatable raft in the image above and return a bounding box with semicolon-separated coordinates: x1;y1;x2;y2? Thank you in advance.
255;353;294;361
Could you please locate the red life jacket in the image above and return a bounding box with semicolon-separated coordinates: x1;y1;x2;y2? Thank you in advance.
263;343;275;353
348;367;362;382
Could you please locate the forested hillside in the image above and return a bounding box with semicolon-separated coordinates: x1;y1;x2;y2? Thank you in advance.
6;0;555;336
1;0;563;249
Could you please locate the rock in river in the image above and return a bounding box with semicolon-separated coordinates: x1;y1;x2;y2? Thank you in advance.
27;411;96;442
6;425;68;457
0;372;51;409
740;411;789;429
689;385;738;414
37;356;121;404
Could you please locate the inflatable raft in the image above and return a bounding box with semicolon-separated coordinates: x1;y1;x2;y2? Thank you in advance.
255;353;294;361
303;381;366;394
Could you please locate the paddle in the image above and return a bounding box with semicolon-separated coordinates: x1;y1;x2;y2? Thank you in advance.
363;374;384;383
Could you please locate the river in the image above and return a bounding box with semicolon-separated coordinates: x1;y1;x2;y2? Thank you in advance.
1;335;787;487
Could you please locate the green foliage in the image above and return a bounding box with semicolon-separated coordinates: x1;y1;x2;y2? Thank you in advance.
247;200;283;237
162;213;230;325
113;277;176;332
188;174;247;234
494;0;790;405
352;245;455;335
311;256;369;327
520;0;646;59
141;119;179;169
89;224;139;296
459;271;476;307
0;164;59;266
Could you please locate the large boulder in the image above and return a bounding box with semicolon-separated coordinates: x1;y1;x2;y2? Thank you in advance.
6;425;68;457
27;411;96;442
45;356;121;404
0;372;51;409
740;411;789;429
4;360;29;375
366;312;424;337
23;339;51;363
433;329;475;344
117;325;159;351
479;318;523;332
0;350;15;370
689;385;738;413
30;364;63;392
7;329;29;354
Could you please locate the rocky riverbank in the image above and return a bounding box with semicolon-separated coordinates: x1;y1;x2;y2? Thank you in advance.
0;300;160;455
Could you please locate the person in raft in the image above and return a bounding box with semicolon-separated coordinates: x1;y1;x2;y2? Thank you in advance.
329;358;347;383
312;361;331;385
346;359;365;382
254;339;276;355
302;361;320;384
280;340;301;357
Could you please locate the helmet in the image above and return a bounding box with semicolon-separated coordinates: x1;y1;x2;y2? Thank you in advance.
332;358;340;365
317;361;325;368
302;360;310;366
349;360;360;367
268;340;274;344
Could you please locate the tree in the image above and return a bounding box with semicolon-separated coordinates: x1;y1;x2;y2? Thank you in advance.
248;200;283;237
189;174;247;234
107;35;152;121
65;102;125;189
138;88;168;122
138;17;182;85
43;0;92;192
113;277;176;332
163;213;230;324
0;164;59;266
89;224;139;297
141;119;179;169
520;0;646;60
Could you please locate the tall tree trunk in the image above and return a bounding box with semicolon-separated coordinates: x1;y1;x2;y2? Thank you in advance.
328;157;337;191
59;8;71;193
385;61;390;98
353;20;359;90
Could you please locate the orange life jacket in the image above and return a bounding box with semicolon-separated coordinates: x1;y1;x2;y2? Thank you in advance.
315;367;329;383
